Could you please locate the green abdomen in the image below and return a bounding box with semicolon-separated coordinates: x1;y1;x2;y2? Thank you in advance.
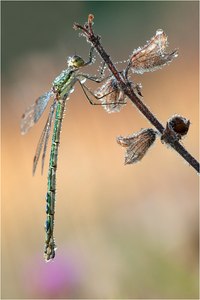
44;99;66;261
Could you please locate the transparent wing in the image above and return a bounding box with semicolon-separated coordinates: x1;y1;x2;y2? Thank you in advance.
21;91;54;135
130;29;178;74
41;101;57;174
33;101;57;175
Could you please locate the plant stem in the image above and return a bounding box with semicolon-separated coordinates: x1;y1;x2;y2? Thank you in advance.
74;17;199;173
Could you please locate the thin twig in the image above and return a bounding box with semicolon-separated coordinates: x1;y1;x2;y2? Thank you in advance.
74;15;199;173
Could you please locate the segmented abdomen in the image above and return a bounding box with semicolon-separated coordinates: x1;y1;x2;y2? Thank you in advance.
44;98;66;261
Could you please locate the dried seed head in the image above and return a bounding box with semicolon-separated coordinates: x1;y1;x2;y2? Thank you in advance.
161;114;190;143
117;128;157;164
88;14;94;23
95;77;127;113
168;115;190;136
130;29;178;74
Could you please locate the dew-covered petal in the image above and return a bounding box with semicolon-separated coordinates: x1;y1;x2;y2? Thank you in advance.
117;128;157;164
95;77;127;113
130;29;178;74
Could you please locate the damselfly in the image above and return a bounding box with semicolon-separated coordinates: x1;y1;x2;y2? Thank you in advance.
20;47;114;261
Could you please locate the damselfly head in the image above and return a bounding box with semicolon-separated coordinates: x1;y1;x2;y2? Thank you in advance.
67;55;85;68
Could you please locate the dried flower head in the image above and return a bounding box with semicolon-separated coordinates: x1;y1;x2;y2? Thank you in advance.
88;14;94;23
168;115;190;136
117;128;157;164
161;114;190;143
95;77;127;113
130;29;178;74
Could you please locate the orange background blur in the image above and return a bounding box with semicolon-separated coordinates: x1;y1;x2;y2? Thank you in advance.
2;1;199;299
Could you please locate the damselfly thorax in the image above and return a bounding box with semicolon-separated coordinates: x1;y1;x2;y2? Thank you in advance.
52;55;86;98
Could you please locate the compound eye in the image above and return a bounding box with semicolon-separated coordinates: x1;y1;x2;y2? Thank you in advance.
67;55;85;68
74;56;85;67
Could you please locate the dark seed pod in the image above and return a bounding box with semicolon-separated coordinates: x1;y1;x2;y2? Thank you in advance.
161;114;190;144
168;115;190;136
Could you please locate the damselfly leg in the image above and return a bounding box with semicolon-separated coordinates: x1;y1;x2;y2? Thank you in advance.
77;75;128;113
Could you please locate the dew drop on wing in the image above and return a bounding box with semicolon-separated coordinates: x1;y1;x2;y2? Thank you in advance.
70;87;75;94
80;77;87;84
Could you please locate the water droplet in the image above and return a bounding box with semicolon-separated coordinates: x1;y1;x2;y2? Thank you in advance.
80;77;86;84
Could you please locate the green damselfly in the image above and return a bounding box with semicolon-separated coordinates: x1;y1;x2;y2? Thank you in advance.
20;47;113;261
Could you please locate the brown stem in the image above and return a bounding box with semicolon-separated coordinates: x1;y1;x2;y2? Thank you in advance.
74;18;199;173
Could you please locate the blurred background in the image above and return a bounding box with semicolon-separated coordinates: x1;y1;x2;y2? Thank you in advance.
2;1;199;299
